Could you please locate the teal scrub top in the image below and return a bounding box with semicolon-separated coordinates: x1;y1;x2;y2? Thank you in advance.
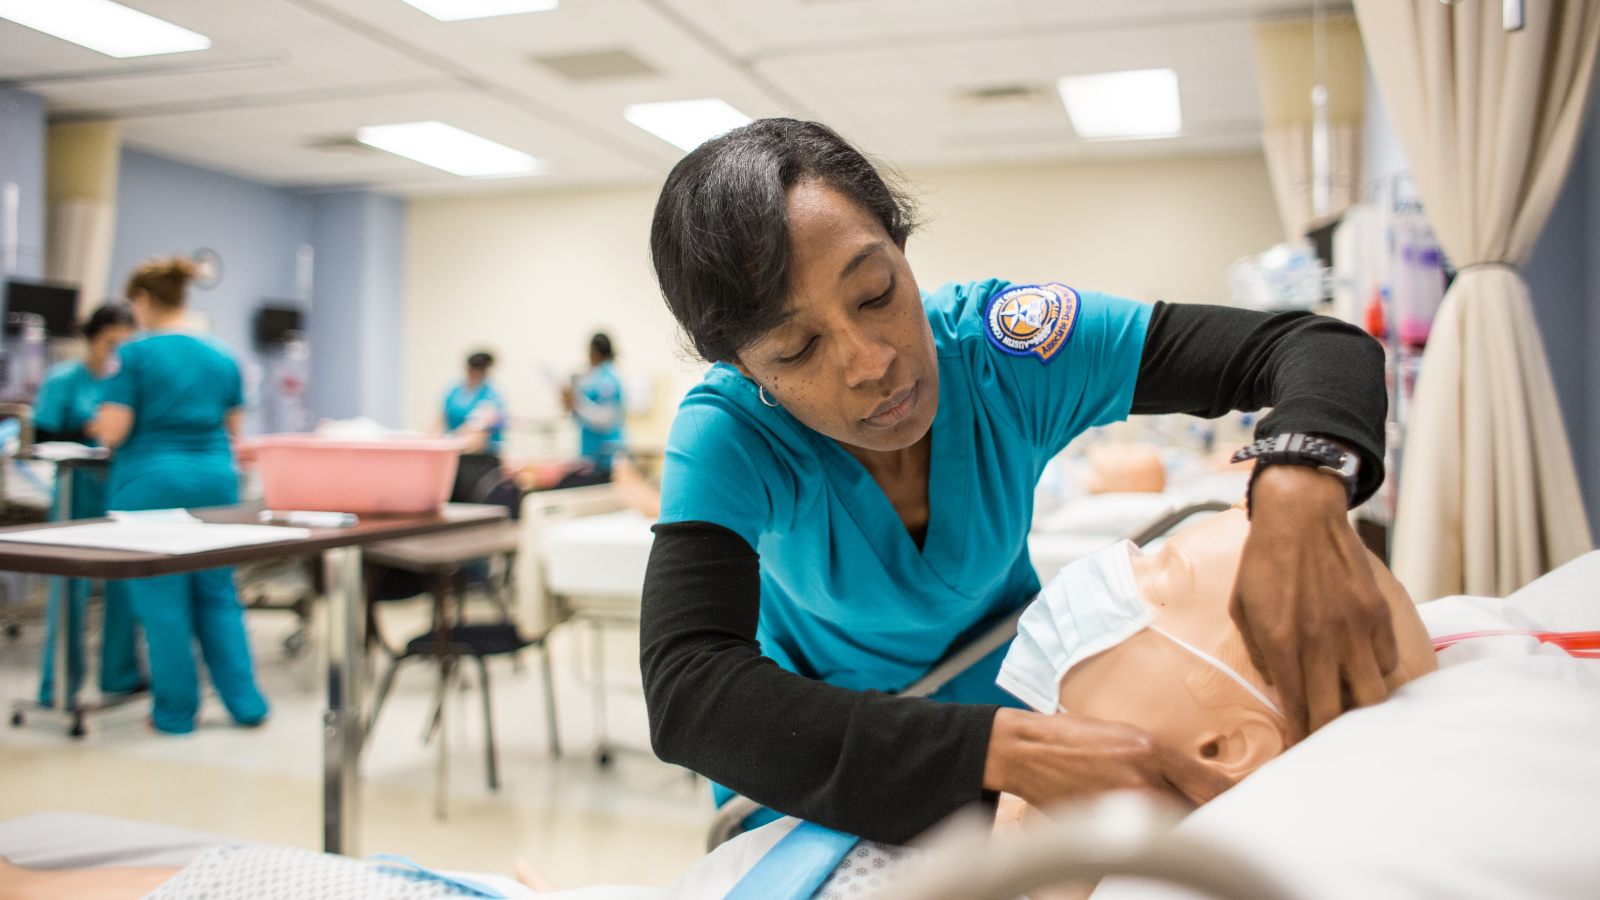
101;332;244;507
658;280;1152;705
444;381;506;454
575;362;624;472
35;359;111;439
35;359;115;520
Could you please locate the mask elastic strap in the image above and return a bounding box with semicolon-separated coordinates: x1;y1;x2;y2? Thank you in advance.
1148;625;1285;719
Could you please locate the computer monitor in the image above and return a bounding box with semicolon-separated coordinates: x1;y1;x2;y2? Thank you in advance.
254;303;305;347
3;279;80;337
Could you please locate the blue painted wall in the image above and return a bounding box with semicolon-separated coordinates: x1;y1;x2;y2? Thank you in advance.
107;149;313;432
0;87;46;280
307;191;407;427
108;149;312;355
1524;70;1600;536
1589;87;1600;540
108;151;406;430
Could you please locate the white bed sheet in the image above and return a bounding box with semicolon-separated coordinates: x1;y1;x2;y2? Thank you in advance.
1091;550;1600;900
0;811;797;900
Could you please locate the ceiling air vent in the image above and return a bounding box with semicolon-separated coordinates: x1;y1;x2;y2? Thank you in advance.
952;83;1055;111
530;48;658;82
305;136;380;155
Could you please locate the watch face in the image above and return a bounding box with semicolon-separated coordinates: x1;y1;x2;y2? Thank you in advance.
1338;452;1360;478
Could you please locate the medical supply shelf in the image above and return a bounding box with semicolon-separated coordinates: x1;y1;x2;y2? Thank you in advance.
0;500;507;856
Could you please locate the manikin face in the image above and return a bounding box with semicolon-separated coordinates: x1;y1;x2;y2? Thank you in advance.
734;180;940;454
1058;509;1436;785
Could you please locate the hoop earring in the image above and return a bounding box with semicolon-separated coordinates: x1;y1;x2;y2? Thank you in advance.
758;386;779;408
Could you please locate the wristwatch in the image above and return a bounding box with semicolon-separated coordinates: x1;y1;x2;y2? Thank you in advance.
1231;433;1360;513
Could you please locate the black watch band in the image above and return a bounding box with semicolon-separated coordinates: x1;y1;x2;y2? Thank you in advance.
1231;433;1360;515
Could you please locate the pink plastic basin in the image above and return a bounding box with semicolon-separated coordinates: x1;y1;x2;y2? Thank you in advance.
252;435;465;516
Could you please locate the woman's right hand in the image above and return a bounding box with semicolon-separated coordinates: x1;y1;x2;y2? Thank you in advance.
983;708;1234;809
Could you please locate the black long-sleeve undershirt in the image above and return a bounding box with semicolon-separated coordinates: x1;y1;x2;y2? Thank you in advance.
640;302;1387;843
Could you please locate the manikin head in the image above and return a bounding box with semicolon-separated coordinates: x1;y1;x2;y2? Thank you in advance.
1002;508;1436;787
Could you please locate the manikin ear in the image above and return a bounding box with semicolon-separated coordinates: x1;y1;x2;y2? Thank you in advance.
1193;711;1286;782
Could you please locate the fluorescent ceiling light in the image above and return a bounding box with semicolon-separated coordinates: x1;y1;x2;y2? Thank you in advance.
356;121;542;178
1056;68;1182;140
398;0;558;21
624;99;753;152
0;0;210;58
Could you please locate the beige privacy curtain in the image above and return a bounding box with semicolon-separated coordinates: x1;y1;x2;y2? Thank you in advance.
1353;0;1599;599
45;122;121;311
1252;17;1366;239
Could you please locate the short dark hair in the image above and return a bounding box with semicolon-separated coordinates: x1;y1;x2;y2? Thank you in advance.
649;118;918;362
82;302;134;339
466;351;494;371
590;332;614;361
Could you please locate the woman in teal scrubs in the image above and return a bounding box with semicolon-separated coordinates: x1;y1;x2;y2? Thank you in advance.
557;332;625;486
641;120;1398;844
442;351;506;455
34;303;142;705
96;258;268;734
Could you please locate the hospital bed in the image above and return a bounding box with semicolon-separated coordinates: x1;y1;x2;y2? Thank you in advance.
4;550;1597;899
1027;471;1248;584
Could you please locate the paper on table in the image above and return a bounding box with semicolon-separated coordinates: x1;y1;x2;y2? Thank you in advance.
0;521;313;555
29;442;110;462
109;509;201;524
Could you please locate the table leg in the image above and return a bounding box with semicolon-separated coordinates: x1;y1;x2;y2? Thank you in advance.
53;467;77;724
323;546;365;855
432;571;453;821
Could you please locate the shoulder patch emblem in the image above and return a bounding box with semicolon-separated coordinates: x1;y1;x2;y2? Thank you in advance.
984;283;1079;364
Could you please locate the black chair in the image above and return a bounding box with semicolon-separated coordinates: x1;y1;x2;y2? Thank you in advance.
368;617;557;792
361;524;559;805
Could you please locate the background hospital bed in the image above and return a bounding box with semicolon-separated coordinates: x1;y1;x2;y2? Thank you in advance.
706;501;1235;851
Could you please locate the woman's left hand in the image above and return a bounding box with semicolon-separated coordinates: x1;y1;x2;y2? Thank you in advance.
1229;464;1399;744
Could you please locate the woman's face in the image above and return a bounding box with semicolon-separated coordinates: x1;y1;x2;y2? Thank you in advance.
90;324;132;361
735;180;939;453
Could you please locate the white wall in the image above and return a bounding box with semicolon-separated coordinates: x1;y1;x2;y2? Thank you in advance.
900;154;1281;303
404;183;688;451
404;152;1283;448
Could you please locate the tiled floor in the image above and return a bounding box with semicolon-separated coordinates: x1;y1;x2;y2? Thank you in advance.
0;588;713;890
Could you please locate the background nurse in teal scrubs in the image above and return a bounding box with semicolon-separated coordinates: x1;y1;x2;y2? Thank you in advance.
96;258;268;735
557;332;625;487
34;302;143;705
641;119;1396;844
442;350;507;455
